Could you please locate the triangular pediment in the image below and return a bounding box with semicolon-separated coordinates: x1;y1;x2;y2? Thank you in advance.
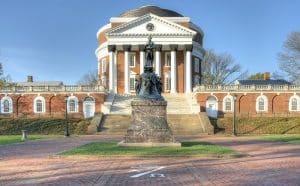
107;13;196;37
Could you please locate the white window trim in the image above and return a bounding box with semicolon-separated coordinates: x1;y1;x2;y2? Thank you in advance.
194;58;200;73
102;59;107;73
222;95;234;112
165;52;171;67
33;96;46;113
129;53;136;68
83;97;95;118
256;95;268;112
1;96;13;114
289;95;300;112
206;95;218;118
67;96;79;113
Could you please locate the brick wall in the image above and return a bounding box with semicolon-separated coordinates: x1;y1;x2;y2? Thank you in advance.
196;92;300;117
0;93;105;118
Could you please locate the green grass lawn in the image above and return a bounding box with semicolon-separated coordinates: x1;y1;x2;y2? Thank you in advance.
259;134;300;144
61;141;239;156
0;135;61;145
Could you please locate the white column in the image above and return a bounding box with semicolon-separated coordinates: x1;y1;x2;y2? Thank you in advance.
155;50;161;77
170;49;177;93
124;50;130;94
140;51;145;74
185;50;192;93
114;51;118;93
109;51;115;93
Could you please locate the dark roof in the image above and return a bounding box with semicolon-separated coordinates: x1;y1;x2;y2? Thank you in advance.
236;79;292;85
119;5;183;17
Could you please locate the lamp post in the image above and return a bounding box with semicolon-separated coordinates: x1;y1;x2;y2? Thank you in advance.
64;95;70;137
232;94;237;136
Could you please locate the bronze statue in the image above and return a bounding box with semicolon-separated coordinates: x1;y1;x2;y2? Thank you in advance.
145;35;155;67
135;35;163;100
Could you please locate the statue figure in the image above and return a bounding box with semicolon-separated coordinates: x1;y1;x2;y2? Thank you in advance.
135;35;163;101
145;35;155;67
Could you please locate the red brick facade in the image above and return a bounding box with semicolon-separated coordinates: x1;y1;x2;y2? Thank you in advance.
0;93;105;118
196;92;300;118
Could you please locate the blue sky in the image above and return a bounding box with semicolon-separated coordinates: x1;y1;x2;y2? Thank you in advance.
0;0;299;84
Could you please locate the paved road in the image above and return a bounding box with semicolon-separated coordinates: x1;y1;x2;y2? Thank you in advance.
0;135;299;186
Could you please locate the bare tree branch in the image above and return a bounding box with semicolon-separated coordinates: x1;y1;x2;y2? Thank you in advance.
201;50;244;85
77;70;98;86
278;31;300;84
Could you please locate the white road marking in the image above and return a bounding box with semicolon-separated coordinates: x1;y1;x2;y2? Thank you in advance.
150;173;165;178
130;166;165;178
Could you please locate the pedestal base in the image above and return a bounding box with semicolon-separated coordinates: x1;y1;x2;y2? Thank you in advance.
118;140;181;147
121;99;178;146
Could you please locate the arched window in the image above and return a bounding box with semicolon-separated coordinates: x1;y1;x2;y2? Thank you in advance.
1;96;13;113
289;95;300;111
256;95;268;112
222;95;233;112
67;96;78;113
34;96;45;113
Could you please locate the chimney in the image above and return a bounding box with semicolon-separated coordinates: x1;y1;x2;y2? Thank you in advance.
27;75;33;82
263;72;270;80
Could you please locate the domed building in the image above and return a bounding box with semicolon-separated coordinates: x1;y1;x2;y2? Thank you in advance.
95;5;205;94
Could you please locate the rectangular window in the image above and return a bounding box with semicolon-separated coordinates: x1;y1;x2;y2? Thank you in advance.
258;99;264;111
130;53;136;67
225;101;231;111
165;77;171;91
194;58;200;73
130;77;135;91
102;59;107;73
98;61;101;75
165;53;171;67
3;100;9;113
36;101;43;113
291;98;297;111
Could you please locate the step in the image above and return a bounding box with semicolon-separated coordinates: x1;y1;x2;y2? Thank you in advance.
99;114;206;135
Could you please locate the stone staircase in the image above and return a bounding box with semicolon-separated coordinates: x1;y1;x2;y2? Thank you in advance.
107;93;200;114
109;94;134;115
99;114;130;134
98;93;213;135
99;113;209;135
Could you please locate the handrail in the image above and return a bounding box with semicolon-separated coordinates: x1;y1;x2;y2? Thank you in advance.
0;85;107;93
193;85;300;92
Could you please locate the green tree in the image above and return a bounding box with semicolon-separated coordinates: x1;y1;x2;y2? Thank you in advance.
278;31;300;84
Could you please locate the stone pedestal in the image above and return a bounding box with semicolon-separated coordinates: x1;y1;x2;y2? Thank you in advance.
118;99;180;147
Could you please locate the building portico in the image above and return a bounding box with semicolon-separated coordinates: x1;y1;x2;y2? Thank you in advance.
95;6;205;94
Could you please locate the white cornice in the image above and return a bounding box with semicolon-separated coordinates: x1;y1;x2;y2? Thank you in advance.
107;13;196;37
96;23;111;38
110;16;190;23
95;42;108;60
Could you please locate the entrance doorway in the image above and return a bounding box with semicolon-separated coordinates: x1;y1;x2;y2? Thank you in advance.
206;96;218;118
83;97;95;118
